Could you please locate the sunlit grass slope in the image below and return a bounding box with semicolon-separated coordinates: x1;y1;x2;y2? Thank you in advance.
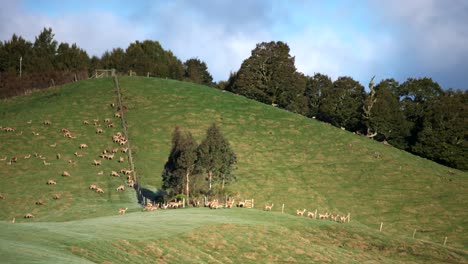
117;77;467;249
0;77;466;263
0;78;138;222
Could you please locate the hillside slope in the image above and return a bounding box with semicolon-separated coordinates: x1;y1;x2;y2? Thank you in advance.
0;77;466;262
116;77;467;249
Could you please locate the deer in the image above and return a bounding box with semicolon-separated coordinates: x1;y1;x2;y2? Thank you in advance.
93;160;101;166
296;209;306;216
111;171;120;177
47;179;57;185
116;185;125;191
121;147;128;153
97;170;104;175
225;199;235;208
96;187;104;193
50;143;57;148
62;171;70;177
24;213;34;218
83;120;89;125
118;208;128;215
96;128;103;134
43;160;51;166
118;157;125;163
89;184;98;190
265;203;274;211
52;193;60;199
309;209;318;219
43;120;52;125
115;112;121;118
104;118;111;123
79;143;88;149
319;212;330;220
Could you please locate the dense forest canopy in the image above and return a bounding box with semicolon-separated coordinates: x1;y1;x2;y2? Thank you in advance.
0;28;466;170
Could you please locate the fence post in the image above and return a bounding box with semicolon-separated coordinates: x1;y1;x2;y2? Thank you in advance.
147;72;149;78
183;198;185;208
282;204;284;214
412;229;417;239
252;199;254;209
379;222;383;232
443;237;448;246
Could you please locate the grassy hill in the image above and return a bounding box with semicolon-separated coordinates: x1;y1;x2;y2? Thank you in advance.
0;77;466;263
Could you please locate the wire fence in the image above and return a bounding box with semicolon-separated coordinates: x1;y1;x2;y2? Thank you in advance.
113;76;142;202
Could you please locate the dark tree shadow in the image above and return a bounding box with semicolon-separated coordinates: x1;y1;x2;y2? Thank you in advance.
135;183;165;205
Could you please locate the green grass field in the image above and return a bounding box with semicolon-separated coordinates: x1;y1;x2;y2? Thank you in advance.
0;77;466;263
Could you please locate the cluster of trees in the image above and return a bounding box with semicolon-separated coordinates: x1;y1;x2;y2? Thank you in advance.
161;124;237;204
225;41;467;170
0;28;214;98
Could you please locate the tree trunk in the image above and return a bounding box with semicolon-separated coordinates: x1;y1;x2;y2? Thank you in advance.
185;170;190;206
208;171;213;190
221;177;225;190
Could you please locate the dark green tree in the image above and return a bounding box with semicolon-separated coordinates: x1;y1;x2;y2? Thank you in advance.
305;73;333;118
370;79;410;148
0;34;33;74
101;48;126;72
184;58;213;86
55;43;90;71
318;76;365;131
412;90;468;170
198;123;237;192
161;126;199;201
230;41;307;113
398;77;444;149
123;40;184;79
30;27;57;72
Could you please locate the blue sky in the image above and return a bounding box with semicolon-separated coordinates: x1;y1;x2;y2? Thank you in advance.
1;0;467;90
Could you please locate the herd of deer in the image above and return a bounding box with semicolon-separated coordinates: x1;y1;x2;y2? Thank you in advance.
295;208;350;223
1;100;133;221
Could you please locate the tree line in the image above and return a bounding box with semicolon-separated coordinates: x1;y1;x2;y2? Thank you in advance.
0;27;213;98
223;41;467;170
162;124;237;204
1;29;466;170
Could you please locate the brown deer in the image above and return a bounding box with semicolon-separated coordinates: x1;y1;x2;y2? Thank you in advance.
296;209;306;216
265;203;274;211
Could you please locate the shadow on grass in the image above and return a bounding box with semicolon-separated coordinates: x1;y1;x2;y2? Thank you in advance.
135;183;165;205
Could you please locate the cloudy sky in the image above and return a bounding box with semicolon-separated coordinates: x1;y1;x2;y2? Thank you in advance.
1;0;467;90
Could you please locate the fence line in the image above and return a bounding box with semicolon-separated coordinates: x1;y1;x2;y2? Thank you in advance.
113;76;142;201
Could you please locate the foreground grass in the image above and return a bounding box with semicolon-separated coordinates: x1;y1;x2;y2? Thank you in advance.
0;208;466;263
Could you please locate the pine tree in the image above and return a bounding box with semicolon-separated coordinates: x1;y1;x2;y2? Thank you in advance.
161;126;198;201
198;123;237;192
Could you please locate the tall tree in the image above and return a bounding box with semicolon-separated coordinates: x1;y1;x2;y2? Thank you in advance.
229;41;306;113
305;73;333;118
30;27;57;72
198;123;237;192
101;48;126;72
161;127;199;202
0;34;33;74
55;43;90;71
412;90;468;170
184;58;213;86
318;76;365;131
398;78;444;149
370;79;410;148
